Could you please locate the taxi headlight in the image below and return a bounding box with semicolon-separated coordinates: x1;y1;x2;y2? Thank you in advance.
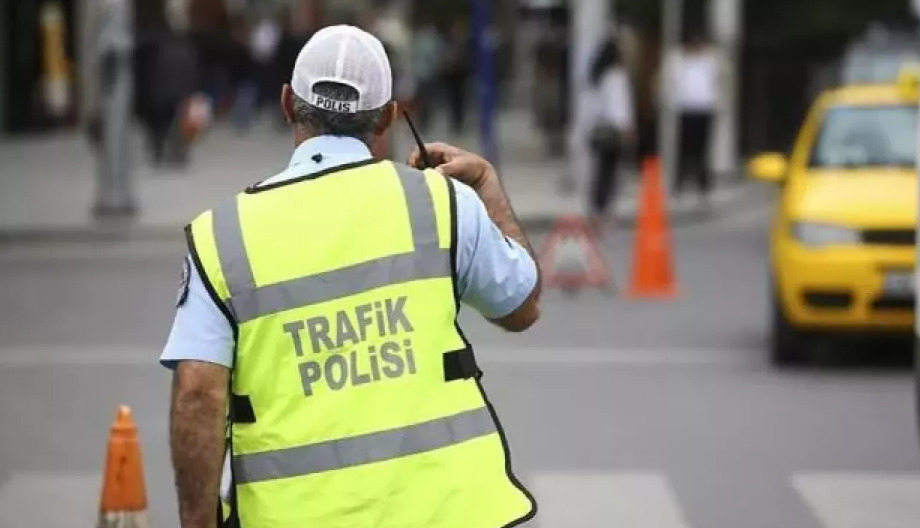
792;222;860;247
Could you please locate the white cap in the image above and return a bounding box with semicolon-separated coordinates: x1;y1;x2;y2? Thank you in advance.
291;25;392;114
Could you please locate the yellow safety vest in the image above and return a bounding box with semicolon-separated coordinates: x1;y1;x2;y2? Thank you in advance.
188;160;536;528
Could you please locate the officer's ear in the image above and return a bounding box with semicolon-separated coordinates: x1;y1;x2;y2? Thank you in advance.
281;84;295;125
374;101;398;136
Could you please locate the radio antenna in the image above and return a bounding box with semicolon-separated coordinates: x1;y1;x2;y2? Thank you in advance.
403;110;432;169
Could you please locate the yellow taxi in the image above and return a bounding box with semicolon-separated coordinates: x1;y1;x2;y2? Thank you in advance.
748;67;918;364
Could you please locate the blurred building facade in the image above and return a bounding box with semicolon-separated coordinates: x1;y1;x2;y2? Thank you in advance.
736;0;918;154
0;0;918;158
1;0;80;134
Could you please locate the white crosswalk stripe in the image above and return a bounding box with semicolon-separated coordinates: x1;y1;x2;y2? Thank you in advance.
0;469;918;527
524;470;920;528
792;472;920;528
529;471;691;528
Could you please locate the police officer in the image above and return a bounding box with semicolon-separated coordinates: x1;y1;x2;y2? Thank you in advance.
161;25;541;528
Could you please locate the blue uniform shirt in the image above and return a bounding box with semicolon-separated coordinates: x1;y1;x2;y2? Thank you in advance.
161;136;537;369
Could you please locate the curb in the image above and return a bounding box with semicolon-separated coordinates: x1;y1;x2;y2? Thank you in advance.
518;181;772;233
0;183;772;246
0;224;182;245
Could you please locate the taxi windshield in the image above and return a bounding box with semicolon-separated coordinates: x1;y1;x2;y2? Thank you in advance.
809;104;917;168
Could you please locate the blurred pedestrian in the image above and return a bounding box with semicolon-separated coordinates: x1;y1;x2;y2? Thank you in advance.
187;0;231;108
666;29;720;207
162;25;541;528
274;4;316;129
410;17;445;133
586;37;635;233
532;29;569;157
442;19;472;136
228;14;257;131
249;13;282;115
229;11;282;132
134;13;200;168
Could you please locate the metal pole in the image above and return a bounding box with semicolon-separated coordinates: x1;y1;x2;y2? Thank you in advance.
93;0;136;219
77;0;96;126
709;0;741;183
473;0;499;168
658;0;683;192
568;0;610;195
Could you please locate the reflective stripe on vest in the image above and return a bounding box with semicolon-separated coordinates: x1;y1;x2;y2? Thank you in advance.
233;406;495;484
211;163;448;323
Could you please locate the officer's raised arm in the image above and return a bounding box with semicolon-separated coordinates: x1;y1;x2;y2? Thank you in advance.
471;164;541;332
411;143;542;332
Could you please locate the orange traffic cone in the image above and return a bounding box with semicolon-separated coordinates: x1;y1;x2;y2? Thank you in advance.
97;405;149;528
628;156;677;298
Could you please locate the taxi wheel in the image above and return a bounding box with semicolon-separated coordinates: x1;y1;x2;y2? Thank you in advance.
770;294;807;366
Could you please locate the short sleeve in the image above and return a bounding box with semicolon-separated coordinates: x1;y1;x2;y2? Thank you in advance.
160;256;235;370
453;182;538;319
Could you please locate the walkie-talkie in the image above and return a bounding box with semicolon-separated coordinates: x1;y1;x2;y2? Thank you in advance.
403;110;432;169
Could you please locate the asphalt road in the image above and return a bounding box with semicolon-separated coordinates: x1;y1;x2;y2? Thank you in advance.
0;201;918;528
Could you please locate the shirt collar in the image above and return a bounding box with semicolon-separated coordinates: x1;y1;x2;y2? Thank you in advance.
288;135;373;169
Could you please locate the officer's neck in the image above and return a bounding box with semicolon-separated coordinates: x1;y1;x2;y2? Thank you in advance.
293;129;377;156
293;128;312;149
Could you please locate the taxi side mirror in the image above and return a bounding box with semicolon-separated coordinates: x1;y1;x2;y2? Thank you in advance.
747;153;788;183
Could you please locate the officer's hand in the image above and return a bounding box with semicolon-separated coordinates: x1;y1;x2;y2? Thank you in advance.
408;142;491;190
